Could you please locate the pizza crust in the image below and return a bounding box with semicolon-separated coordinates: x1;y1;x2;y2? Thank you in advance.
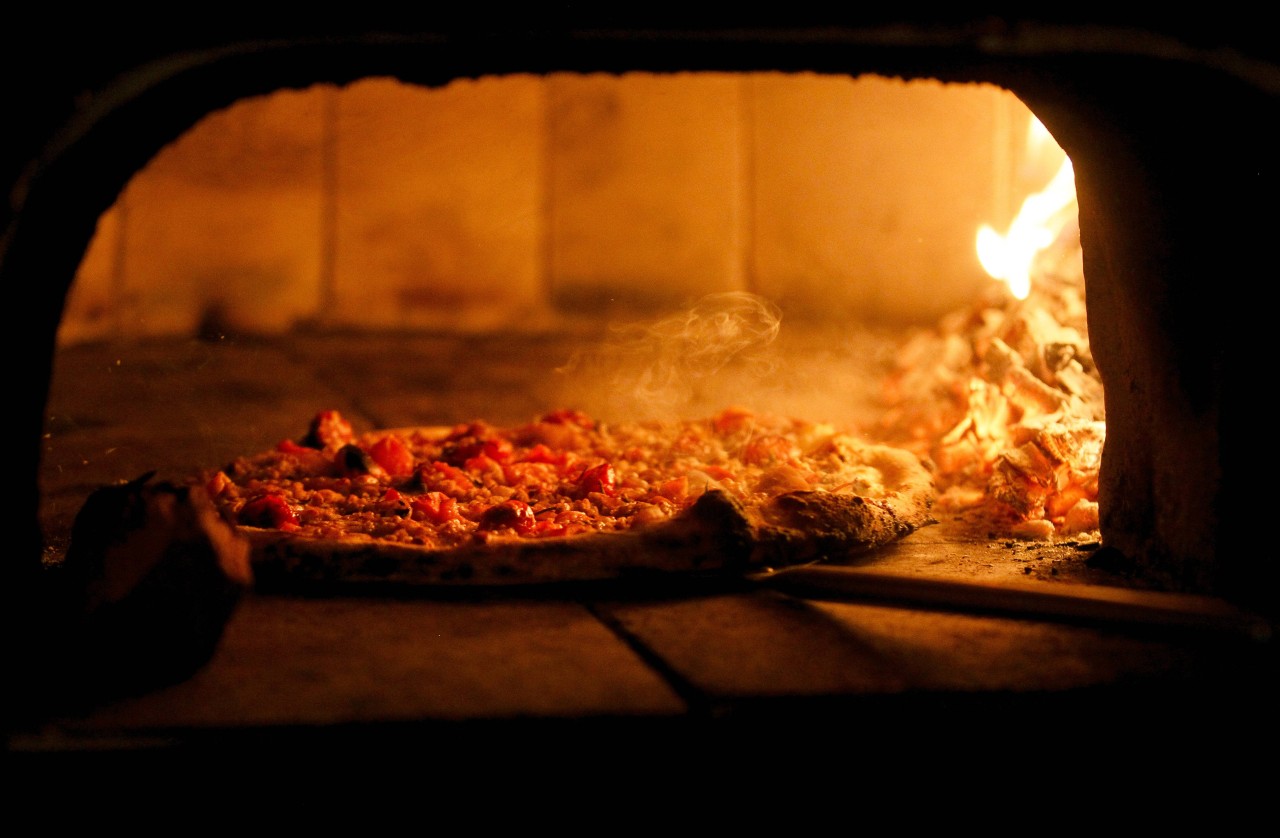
246;480;935;590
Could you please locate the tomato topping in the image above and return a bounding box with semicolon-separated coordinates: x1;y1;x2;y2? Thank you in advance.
519;444;567;465
658;476;689;502
238;494;299;530
277;438;311;454
701;465;735;481
444;421;486;441
368;435;415;478
417;461;477;498
276;438;336;476
442;429;513;466
376;487;412;517
743;435;790;466
481;438;514;462
576;462;617;496
713;406;755;435
304;409;356;450
539;408;595;429
477;499;536;534
411;492;458;525
531;520;568;537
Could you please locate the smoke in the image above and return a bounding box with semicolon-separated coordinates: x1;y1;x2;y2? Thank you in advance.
554;292;783;421
548;290;904;432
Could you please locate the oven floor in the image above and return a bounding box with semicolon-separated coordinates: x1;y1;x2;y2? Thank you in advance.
19;334;1277;765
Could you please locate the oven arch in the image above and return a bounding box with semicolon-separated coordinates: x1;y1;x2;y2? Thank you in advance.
8;21;1275;615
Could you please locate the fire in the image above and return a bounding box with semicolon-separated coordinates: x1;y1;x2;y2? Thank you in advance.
880;112;1102;540
976;117;1077;300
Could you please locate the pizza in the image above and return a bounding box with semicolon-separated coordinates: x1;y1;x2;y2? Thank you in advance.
198;407;936;588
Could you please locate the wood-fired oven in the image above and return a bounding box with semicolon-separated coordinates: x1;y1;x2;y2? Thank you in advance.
5;14;1277;771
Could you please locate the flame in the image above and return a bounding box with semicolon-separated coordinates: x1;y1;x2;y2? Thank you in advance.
885;113;1100;535
977;117;1077;300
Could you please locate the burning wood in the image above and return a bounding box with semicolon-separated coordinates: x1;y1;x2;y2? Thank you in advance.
876;113;1101;540
881;262;1102;538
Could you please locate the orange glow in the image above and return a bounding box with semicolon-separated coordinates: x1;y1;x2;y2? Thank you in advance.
977;117;1076;300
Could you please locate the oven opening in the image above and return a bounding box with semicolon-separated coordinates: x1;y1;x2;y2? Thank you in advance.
44;72;1104;583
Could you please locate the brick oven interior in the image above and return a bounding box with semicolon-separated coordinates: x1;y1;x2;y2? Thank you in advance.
6;16;1278;770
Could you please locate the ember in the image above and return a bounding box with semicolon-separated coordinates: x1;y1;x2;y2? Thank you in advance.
880;124;1102;539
